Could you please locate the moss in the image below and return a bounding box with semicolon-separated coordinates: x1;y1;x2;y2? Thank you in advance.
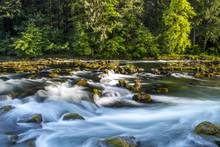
63;113;85;120
92;88;102;97
106;138;129;147
24;114;43;123
104;136;138;147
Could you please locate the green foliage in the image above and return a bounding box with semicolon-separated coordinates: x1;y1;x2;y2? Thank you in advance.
13;23;50;56
192;0;220;51
0;0;219;58
72;22;91;56
0;0;21;18
126;25;158;58
162;0;196;54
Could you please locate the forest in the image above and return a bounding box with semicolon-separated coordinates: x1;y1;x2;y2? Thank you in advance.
0;0;219;58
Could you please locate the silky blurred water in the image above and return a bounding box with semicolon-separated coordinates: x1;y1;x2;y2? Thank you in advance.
0;62;220;147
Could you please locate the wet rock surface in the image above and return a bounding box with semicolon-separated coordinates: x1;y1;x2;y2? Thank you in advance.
195;121;220;137
100;136;138;147
63;113;85;121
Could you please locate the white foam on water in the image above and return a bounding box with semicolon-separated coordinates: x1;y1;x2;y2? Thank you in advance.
100;70;136;86
40;83;91;102
0;67;220;147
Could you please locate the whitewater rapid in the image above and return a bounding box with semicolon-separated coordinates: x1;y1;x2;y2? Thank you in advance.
0;69;220;147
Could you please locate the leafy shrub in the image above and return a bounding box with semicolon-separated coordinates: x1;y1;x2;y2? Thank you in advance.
13;23;50;56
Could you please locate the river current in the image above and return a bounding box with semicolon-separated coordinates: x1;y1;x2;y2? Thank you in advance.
0;61;220;147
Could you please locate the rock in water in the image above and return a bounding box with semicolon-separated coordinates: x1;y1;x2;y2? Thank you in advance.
132;93;152;103
118;80;129;89
156;87;169;94
63;113;85;120
75;79;88;87
195;121;220;137
132;79;141;92
100;136;138;147
0;105;14;114
18;114;43;123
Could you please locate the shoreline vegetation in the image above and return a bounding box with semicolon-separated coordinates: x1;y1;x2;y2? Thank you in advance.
0;0;219;58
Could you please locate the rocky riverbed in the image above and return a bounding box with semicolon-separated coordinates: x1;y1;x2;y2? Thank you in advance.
0;59;220;147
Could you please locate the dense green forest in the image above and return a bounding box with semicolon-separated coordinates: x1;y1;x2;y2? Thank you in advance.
0;0;219;58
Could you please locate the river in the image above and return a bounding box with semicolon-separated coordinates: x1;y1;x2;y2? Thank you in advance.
0;60;220;147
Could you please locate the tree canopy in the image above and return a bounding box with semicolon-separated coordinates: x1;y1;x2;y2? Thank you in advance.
0;0;219;58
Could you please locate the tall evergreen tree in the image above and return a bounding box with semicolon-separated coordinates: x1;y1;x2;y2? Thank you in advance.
162;0;196;54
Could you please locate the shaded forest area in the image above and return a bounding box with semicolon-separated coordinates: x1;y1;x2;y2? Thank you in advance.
0;0;219;58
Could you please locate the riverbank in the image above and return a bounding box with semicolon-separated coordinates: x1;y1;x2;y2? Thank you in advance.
0;57;219;79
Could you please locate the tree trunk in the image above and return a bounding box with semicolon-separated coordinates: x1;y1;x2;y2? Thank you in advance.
203;37;208;52
192;28;196;46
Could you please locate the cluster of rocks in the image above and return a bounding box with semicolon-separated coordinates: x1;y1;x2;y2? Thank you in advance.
0;105;86;145
117;79;152;103
155;61;220;78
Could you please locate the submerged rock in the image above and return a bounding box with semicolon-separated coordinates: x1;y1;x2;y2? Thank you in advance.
0;105;14;114
9;135;18;144
18;114;43;123
195;121;220;137
156;87;169;94
100;136;138;147
132;93;152;103
63;113;84;121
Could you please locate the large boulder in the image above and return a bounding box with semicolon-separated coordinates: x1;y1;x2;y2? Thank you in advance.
195;121;220;137
100;136;138;147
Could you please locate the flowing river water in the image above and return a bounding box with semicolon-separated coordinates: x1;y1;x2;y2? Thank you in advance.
0;60;220;147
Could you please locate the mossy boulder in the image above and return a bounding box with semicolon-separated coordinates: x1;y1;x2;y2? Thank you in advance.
19;114;43;123
75;79;88;87
63;113;84;121
132;93;152;103
195;121;220;137
102;136;138;147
